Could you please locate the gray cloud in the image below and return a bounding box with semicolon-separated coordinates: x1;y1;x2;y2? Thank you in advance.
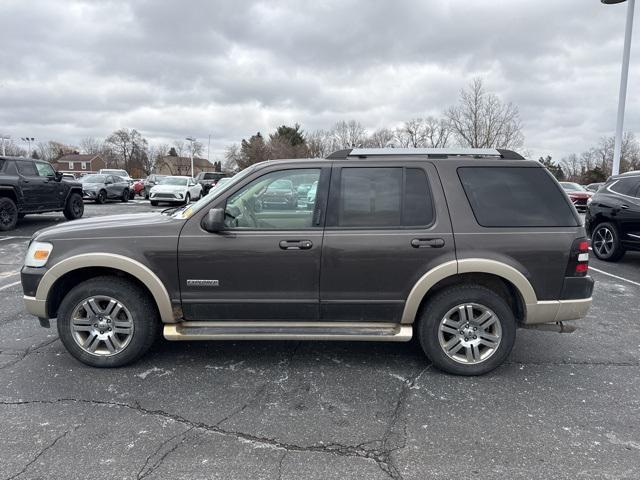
0;0;638;160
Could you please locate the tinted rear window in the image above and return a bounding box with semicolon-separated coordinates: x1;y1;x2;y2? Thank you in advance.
458;167;577;227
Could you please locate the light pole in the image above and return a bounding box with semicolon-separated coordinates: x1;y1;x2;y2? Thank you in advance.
185;136;196;177
0;135;10;156
603;0;636;176
21;137;36;158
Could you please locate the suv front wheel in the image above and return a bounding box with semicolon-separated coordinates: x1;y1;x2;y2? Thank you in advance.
417;285;516;376
57;276;160;367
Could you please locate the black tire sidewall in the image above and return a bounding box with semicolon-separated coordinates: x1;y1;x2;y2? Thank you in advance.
63;193;84;220
0;197;18;231
96;190;107;204
418;285;516;376
592;222;625;261
57;277;160;367
122;189;129;202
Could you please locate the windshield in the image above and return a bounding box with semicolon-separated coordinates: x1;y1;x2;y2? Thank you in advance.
158;177;188;186
560;182;584;191
172;166;255;219
102;170;127;177
82;174;106;183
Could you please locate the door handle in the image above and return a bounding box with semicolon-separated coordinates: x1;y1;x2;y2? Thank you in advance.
411;238;445;248
279;240;313;250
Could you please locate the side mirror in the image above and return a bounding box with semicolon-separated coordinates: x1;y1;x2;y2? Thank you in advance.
202;208;225;233
105;180;113;185
54;171;63;182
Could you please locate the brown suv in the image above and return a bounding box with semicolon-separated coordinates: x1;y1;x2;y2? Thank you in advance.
21;148;594;375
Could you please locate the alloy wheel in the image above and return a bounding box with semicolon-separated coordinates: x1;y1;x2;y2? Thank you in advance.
70;295;134;356
438;303;502;365
0;202;17;227
593;226;614;257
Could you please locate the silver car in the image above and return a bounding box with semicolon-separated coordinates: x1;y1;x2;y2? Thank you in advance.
81;174;132;204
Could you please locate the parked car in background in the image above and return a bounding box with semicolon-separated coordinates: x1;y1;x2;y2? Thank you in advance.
586;172;640;261
296;183;313;199
99;169;134;199
260;178;297;209
143;174;166;199
305;181;318;209
586;182;603;193
62;173;76;181
132;179;145;197
149;176;202;206
560;182;593;211
22;148;593;375
0;156;83;231
213;177;232;189
81;174;132;204
195;171;228;194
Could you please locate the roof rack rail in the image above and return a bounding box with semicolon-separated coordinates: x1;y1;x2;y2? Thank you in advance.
325;148;525;160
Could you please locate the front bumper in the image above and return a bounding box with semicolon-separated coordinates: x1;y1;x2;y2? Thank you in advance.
82;190;98;199
21;266;48;319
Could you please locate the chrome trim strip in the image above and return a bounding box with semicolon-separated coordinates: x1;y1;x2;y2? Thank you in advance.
34;253;175;323
164;322;412;342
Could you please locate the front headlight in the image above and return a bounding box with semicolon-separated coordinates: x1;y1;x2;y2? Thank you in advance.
25;241;53;268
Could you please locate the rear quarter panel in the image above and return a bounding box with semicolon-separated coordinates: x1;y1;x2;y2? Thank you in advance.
435;160;584;301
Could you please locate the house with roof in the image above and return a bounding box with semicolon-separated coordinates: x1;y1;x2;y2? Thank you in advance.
52;153;106;177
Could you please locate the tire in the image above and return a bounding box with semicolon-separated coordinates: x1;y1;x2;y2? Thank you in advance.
417;285;516;376
0;197;18;231
183;193;190;205
591;222;625;262
150;200;158;206
57;276;161;368
63;193;84;220
96;189;107;204
145;192;149;200
129;190;135;200
121;189;130;202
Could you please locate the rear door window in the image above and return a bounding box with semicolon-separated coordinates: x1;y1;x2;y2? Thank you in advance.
16;161;38;176
458;167;577;227
335;167;434;227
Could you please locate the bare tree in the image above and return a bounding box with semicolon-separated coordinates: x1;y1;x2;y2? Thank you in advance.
306;129;338;157
104;128;148;172
331;120;367;149
80;137;103;155
446;78;524;149
365;128;395;148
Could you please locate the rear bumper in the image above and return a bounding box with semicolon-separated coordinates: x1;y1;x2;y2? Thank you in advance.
525;275;593;325
526;297;592;324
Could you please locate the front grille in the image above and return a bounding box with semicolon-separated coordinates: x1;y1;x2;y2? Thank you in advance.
154;193;177;199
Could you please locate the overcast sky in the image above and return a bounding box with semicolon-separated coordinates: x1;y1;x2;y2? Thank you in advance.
1;0;639;161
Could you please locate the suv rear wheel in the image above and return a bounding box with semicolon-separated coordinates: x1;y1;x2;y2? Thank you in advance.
121;189;130;202
63;193;84;220
417;285;516;376
0;197;18;231
592;222;625;262
57;276;160;367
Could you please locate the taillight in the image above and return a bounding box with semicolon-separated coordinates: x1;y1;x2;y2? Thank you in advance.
566;238;589;277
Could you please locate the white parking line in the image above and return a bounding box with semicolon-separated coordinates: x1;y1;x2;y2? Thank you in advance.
0;237;15;242
589;267;640;287
0;280;20;291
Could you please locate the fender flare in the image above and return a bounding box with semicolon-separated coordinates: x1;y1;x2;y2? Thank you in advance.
400;258;538;324
37;253;175;322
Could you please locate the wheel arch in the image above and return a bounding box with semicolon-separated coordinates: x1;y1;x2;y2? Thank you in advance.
401;259;536;325
38;253;175;323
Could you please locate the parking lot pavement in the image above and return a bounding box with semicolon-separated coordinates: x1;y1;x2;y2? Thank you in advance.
1;202;639;479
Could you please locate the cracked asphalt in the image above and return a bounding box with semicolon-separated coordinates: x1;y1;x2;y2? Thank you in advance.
1;203;639;479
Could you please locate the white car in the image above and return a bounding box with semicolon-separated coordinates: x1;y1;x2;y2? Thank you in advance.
149;176;202;206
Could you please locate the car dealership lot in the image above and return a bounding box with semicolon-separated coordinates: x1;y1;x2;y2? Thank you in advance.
1;203;639;479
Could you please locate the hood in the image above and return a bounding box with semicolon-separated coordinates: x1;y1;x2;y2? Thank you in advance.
34;212;184;241
151;184;187;193
567;191;592;198
82;182;103;188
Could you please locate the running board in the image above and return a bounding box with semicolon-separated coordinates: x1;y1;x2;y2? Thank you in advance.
164;322;412;342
